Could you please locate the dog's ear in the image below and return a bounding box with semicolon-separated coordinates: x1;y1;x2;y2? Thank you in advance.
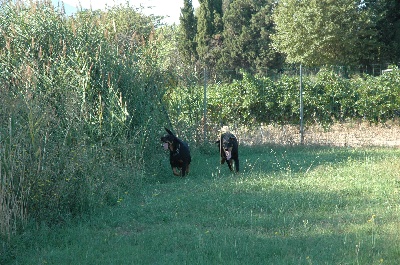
165;127;174;136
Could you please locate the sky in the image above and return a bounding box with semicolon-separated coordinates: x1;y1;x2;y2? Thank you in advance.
51;0;200;25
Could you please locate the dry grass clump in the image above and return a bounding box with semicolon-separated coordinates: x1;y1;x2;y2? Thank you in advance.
232;121;400;147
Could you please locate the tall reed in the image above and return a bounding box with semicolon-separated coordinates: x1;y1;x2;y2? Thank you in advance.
0;118;29;241
0;0;169;241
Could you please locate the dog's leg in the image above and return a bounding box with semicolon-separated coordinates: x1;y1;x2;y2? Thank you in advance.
172;167;181;176
181;162;190;177
227;160;234;172
220;157;226;164
234;158;239;172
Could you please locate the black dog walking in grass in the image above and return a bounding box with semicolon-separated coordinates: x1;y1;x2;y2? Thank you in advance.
161;127;191;177
216;132;239;173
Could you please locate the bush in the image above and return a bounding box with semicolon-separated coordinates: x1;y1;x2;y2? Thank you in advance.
354;67;400;123
166;67;400;132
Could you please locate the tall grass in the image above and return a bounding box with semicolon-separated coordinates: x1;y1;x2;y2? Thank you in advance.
0;0;169;247
0;118;29;241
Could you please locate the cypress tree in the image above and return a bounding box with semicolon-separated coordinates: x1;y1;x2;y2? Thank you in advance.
179;0;198;63
196;0;223;68
220;0;283;78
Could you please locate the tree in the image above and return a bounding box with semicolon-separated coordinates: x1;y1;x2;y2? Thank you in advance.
196;0;223;68
272;0;377;66
367;0;400;64
179;0;198;63
220;0;283;78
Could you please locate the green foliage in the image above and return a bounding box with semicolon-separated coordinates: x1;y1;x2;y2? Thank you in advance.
176;0;398;80
179;0;198;63
355;67;400;123
366;0;400;64
272;0;377;66
166;68;400;130
0;0;170;238
304;68;359;124
221;0;282;78
196;0;223;68
2;0;400;256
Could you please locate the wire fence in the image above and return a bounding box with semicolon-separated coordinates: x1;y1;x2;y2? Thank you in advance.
172;63;400;147
198;63;400;84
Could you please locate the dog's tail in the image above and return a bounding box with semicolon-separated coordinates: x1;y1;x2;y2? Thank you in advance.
165;127;174;136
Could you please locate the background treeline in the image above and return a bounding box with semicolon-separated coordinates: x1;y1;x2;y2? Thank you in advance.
179;0;400;80
1;0;400;252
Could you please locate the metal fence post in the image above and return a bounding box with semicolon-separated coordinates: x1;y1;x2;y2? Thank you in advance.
299;64;304;145
203;67;207;142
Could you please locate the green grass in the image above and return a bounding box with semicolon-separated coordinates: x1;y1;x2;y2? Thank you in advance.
7;145;400;264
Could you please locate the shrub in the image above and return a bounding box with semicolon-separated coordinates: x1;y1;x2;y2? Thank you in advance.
166;68;400;132
354;67;400;123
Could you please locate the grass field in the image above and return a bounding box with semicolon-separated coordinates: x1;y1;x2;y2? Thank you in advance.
7;145;400;264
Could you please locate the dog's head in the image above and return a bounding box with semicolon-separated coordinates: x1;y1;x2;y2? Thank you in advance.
222;137;235;151
161;127;176;151
216;133;236;160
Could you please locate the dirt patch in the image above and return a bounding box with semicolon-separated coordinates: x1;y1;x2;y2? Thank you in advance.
231;121;400;147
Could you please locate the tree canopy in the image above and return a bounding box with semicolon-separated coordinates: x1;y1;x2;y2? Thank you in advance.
271;0;378;66
175;0;399;77
221;0;282;76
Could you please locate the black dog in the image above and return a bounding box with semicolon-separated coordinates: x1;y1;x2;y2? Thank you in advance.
216;132;239;172
161;128;191;177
